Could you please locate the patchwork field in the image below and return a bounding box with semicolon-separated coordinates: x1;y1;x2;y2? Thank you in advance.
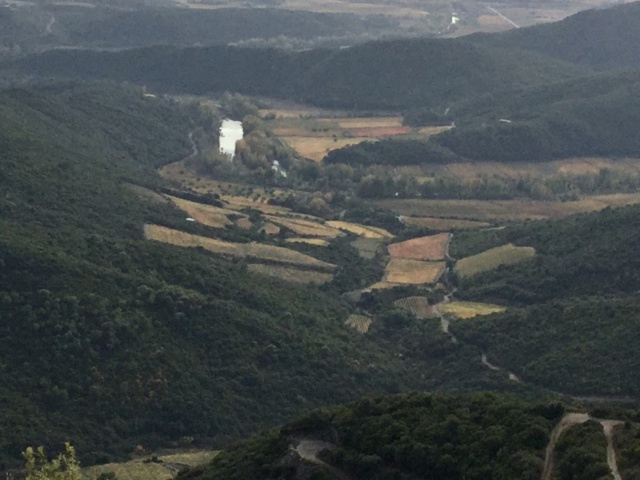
326;220;393;239
455;244;535;278
442;157;640;181
159;161;295;202
267;111;444;161
394;296;435;319
279;136;372;162
144;224;335;271
82;451;219;480
345;314;373;333
375;193;640;223
247;263;333;284
387;233;450;260
438;301;506;319
384;259;446;285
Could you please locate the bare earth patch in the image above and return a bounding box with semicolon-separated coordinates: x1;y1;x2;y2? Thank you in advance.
388;233;450;260
384;259;446;285
280;136;373;161
438;301;506;319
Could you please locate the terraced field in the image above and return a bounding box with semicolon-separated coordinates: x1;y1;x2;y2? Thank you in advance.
326;220;393;239
265;215;342;238
144;224;335;271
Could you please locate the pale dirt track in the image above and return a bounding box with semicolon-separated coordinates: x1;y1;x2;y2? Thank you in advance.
541;414;624;480
541;413;591;480
294;440;352;480
600;420;624;480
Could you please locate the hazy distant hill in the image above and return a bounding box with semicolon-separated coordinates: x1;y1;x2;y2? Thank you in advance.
44;6;400;49
11;38;585;109
472;1;640;70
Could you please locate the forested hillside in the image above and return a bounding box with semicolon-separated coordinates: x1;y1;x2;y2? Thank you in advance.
10;38;585;110
471;1;640;70
0;5;401;53
0;82;520;469
175;392;615;480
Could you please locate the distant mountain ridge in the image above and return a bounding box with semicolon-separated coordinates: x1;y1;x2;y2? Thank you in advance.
11;38;586;109
471;1;640;70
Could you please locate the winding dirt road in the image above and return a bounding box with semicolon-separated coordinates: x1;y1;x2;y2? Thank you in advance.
541;413;591;480
600;419;624;480
541;413;624;480
294;440;352;480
